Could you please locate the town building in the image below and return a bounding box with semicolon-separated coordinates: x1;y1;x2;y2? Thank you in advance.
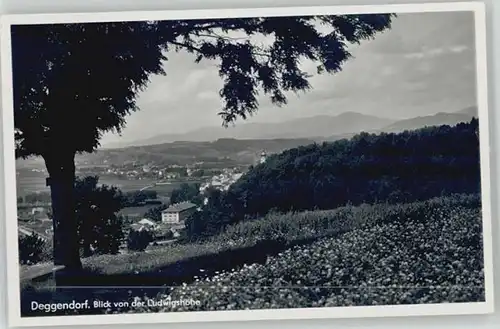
130;218;158;232
137;218;157;227
161;201;197;224
199;170;244;195
31;207;46;215
260;150;267;164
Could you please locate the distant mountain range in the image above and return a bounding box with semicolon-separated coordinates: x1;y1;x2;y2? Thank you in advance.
17;106;478;170
104;106;477;149
104;111;395;148
381;106;477;134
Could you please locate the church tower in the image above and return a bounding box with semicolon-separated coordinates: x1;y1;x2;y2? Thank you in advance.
260;150;267;164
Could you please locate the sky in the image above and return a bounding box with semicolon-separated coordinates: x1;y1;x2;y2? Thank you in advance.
100;10;477;147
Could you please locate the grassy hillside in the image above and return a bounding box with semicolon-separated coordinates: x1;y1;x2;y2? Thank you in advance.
20;194;483;315
158;194;483;312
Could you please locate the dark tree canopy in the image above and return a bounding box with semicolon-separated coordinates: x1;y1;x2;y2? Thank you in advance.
74;176;125;256
170;183;203;205
187;120;481;240
143;204;168;222
12;14;395;158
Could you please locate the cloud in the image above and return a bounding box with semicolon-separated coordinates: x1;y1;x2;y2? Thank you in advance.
196;91;219;100
450;45;469;53
100;10;477;146
404;45;470;59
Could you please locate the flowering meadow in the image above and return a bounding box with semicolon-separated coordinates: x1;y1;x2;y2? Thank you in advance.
136;194;484;313
20;194;483;316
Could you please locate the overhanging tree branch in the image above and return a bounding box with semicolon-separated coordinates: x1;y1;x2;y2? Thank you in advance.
11;13;396;269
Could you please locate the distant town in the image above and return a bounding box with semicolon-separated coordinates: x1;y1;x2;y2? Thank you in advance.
16;150;270;252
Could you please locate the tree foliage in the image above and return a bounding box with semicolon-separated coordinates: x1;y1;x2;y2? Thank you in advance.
12;14;395;157
122;190;158;207
143;204;168;222
127;229;154;252
188;120;480;239
190;169;205;177
11;13;395;268
74;176;125;256
185;187;240;240
21;192;52;204
18;232;50;265
170;183;203;205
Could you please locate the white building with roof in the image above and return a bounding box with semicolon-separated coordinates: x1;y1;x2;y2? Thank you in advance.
130;218;159;232
137;218;156;226
260;150;267;164
161;201;197;224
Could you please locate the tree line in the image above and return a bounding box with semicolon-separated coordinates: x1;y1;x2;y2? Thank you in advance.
18;192;52;204
122;190;160;207
18;187;159;207
185;120;481;240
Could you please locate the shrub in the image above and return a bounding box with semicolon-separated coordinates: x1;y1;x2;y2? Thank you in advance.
74;175;125;257
127;229;154;251
18;233;49;265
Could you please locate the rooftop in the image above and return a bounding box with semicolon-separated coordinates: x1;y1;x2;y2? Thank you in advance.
137;218;156;226
162;201;197;213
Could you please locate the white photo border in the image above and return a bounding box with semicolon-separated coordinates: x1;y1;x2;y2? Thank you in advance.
0;1;494;327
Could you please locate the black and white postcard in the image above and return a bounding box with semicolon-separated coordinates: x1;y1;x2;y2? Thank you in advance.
0;1;494;327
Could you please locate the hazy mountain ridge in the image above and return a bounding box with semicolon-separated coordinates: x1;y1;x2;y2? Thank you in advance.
104;112;396;148
456;106;478;116
105;107;477;149
17;107;477;169
322;106;477;141
381;110;476;133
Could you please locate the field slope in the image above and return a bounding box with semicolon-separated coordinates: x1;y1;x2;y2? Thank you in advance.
20;194;483;316
148;194;484;312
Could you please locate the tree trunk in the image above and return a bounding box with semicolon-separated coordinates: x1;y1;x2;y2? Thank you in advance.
43;151;82;270
82;243;92;258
